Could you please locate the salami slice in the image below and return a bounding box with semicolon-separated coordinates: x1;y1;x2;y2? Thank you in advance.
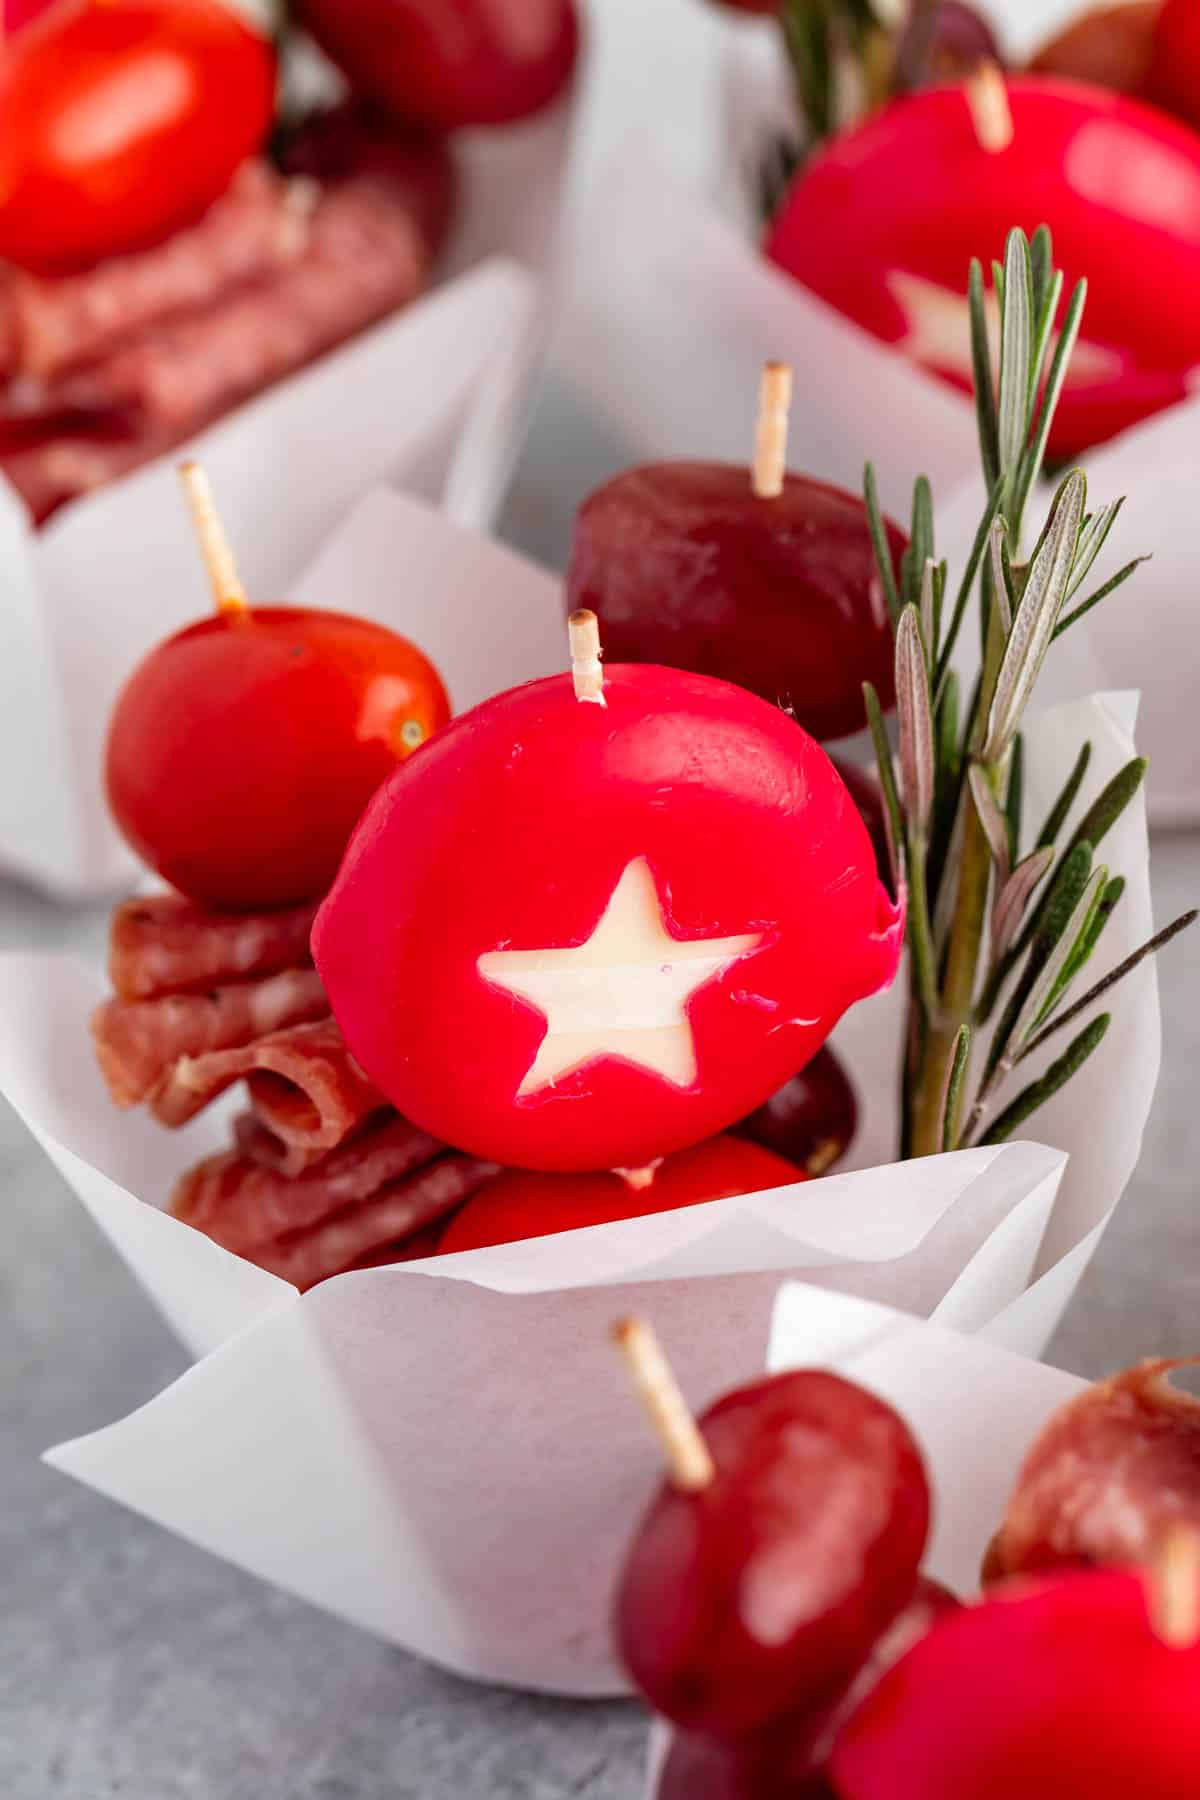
108;893;319;1002
91;967;329;1109
10;163;314;381
984;1359;1200;1582
58;175;428;432
151;1016;383;1139
252;1154;497;1290
173;1111;443;1250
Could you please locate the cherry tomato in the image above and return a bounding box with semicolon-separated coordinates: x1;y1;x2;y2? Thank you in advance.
106;607;451;911
767;75;1200;458
566;465;906;742
830;1567;1200;1800
294;0;580;132
733;1044;858;1175
615;1369;930;1740
0;0;276;274
1032;2;1159;94
437;1135;805;1254
1150;0;1200;126
314;665;904;1174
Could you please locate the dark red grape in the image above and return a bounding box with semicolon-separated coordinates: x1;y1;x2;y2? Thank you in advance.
615;1370;930;1740
567;464;905;742
733;1045;858;1176
655;1577;960;1797
294;0;580;131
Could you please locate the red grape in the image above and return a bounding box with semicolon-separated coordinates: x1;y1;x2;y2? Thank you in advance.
294;0;580;132
566;465;904;742
655;1577;960;1797
615;1369;930;1740
733;1046;858;1176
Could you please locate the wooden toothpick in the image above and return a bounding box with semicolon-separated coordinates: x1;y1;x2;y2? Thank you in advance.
614;1160;663;1192
613;1316;715;1493
1149;1526;1200;1648
752;360;793;500
179;461;248;617
965;61;1014;155
568;608;606;706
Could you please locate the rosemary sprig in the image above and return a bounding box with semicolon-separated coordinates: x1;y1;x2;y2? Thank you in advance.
863;226;1195;1159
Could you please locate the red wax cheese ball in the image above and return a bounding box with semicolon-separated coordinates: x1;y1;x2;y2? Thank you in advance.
295;0;580;131
566;466;905;742
0;0;276;274
314;664;904;1174
616;1369;931;1740
734;1044;858;1174
830;1567;1200;1800
107;607;450;911
437;1135;805;1254
766;75;1200;459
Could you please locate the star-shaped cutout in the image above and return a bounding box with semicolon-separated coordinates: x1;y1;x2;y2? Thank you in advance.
886;269;1122;387
477;857;765;1098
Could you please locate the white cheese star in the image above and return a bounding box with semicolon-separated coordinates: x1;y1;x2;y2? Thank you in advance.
886;269;1121;387
477;857;766;1097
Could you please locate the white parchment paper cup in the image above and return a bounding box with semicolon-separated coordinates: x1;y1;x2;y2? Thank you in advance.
0;75;577;898
0;496;1161;1692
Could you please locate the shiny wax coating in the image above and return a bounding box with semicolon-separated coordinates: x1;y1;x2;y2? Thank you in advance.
314;663;903;1173
830;1566;1200;1800
767;75;1200;457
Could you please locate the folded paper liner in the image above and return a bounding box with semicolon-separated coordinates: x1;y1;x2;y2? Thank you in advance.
0;495;1159;1694
551;39;1200;821
0;86;576;898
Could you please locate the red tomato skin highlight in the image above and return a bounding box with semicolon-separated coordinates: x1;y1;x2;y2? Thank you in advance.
830;1566;1200;1800
0;0;276;273
295;0;580;131
314;664;904;1173
106;606;451;911
767;75;1200;458
437;1134;805;1253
